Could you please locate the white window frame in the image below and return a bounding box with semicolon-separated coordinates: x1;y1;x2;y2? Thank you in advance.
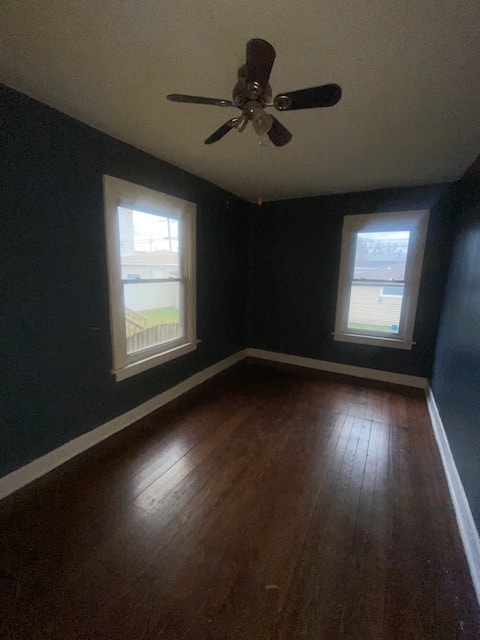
334;209;429;350
103;175;196;381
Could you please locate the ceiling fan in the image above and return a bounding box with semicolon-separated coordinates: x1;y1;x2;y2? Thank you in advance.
167;38;341;147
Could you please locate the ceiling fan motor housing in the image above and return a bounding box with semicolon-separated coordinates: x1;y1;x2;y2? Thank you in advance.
233;76;272;107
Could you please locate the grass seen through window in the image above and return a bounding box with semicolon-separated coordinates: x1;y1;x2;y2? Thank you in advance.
138;306;180;327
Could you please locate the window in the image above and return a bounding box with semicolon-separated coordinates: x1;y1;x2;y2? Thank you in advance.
103;175;196;380
381;285;404;297
334;210;429;350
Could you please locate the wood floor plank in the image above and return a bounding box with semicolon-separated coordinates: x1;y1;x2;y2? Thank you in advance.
1;363;479;639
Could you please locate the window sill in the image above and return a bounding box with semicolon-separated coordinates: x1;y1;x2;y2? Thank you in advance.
112;340;197;381
333;332;415;350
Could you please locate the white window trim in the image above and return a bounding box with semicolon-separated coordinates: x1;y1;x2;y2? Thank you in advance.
333;209;429;350
103;175;197;381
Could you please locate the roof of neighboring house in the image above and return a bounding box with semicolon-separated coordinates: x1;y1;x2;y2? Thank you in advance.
121;250;178;265
354;261;406;281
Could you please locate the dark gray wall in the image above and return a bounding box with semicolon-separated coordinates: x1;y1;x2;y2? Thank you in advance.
248;184;456;377
431;158;480;531
0;85;249;477
0;81;467;489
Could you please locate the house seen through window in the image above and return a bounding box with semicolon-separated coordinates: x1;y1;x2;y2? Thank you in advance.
347;229;410;335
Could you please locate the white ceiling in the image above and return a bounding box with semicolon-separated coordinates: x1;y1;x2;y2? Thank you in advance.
1;1;479;201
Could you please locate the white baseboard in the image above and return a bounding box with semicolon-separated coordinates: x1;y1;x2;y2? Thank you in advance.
426;385;480;606
247;348;428;389
0;349;248;501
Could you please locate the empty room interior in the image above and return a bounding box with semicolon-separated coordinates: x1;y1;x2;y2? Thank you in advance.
1;2;480;638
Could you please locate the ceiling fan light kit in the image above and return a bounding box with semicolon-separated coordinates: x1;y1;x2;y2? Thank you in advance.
167;38;342;147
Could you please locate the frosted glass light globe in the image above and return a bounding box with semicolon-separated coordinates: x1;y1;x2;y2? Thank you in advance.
252;110;273;135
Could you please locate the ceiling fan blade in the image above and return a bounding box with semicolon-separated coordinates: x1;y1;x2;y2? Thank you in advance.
245;39;276;91
273;84;342;111
267;117;292;146
204;118;238;144
167;94;233;107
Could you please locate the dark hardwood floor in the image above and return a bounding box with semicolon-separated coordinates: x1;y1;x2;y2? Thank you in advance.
1;362;479;639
